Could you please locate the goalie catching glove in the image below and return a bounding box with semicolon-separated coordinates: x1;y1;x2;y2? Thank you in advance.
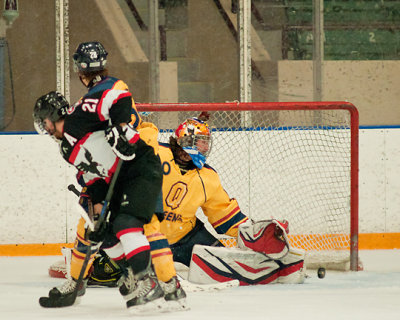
237;219;290;260
105;123;139;160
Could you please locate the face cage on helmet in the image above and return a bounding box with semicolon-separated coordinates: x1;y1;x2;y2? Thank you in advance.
33;116;47;135
33;116;61;143
33;102;53;135
33;104;62;134
178;134;212;158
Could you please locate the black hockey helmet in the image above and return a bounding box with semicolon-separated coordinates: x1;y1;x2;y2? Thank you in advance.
73;41;108;72
33;91;69;134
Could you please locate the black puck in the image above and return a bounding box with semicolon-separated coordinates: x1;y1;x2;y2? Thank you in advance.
317;267;326;279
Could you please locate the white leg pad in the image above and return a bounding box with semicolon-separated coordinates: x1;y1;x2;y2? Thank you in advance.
188;245;305;285
277;247;306;284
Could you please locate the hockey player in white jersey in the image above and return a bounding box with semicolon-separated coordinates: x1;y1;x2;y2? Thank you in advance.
33;42;174;314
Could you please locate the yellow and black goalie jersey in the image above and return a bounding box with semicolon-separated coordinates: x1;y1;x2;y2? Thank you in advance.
158;143;248;245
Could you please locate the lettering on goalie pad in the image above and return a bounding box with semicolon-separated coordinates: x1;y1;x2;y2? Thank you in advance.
237;219;290;260
188;245;306;285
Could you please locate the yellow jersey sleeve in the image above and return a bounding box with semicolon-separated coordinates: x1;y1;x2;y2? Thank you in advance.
199;166;248;238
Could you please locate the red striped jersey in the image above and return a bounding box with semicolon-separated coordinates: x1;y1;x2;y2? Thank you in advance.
60;76;141;202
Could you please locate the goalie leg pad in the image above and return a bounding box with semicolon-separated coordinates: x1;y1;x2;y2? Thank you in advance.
277;247;306;284
188;245;305;285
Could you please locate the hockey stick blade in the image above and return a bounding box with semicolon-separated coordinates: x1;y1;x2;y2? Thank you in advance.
39;294;76;308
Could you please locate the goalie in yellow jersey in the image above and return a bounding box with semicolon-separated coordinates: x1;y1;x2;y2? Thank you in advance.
155;114;304;286
158;115;247;265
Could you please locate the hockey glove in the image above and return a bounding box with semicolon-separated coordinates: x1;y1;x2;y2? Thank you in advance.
87;216;108;244
105;124;139;161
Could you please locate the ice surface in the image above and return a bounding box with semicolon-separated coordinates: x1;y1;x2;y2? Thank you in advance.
1;250;399;320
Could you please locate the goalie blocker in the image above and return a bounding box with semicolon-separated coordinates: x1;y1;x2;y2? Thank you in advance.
188;220;305;285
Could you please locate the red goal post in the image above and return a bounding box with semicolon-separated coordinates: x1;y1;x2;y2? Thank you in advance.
137;101;359;271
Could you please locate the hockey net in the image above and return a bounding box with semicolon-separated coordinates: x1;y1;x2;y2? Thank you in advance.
138;102;359;271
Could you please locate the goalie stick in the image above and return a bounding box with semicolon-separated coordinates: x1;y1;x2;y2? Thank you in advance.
39;160;123;308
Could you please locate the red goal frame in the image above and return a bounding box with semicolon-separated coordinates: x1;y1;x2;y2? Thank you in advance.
137;101;359;271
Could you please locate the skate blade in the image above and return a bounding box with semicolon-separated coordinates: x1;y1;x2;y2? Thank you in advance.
127;297;165;315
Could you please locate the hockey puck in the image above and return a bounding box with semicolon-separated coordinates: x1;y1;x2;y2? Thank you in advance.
317;267;326;279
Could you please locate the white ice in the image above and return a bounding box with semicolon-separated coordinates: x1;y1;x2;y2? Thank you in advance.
1;250;400;320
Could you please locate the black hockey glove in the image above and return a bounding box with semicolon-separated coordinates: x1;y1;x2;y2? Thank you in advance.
88;220;108;244
105;124;139;161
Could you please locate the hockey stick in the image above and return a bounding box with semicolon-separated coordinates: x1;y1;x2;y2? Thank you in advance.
93;159;123;233
73;159;123;299
39;160;123;308
67;184;80;197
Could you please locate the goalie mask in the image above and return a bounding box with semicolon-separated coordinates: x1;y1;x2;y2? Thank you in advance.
73;41;108;72
175;117;212;169
33;91;69;136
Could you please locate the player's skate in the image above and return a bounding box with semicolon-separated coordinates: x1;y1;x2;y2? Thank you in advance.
160;276;189;312
118;266;165;314
39;278;87;308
